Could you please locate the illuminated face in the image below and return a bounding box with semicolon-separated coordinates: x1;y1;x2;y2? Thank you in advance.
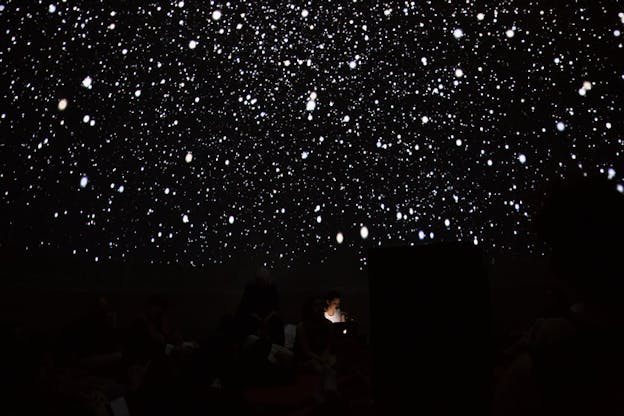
327;298;341;314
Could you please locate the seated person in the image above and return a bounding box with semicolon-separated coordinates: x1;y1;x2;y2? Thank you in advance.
324;291;346;323
297;297;336;372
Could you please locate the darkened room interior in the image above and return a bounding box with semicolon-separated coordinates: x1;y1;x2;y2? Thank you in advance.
2;1;624;415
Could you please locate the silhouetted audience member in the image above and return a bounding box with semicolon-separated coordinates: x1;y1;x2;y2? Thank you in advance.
494;175;624;415
236;267;284;346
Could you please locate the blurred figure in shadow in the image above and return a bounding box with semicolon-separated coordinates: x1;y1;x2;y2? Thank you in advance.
236;267;284;346
494;175;624;415
296;297;339;404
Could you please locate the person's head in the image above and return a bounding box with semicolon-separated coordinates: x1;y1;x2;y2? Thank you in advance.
95;295;116;328
325;291;342;314
536;174;624;304
145;295;168;323
302;296;326;321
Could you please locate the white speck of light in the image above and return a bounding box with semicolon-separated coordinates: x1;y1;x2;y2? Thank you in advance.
487;159;493;166
506;29;515;38
57;98;68;111
182;214;189;223
608;168;616;179
80;176;88;188
306;99;316;111
421;57;428;65
421;115;429;124
336;232;344;244
384;9;392;16
614;30;621;37
556;121;566;132
418;230;426;240
212;10;222;20
444;219;451;227
456;139;463;146
316;215;322;223
185;152;193;163
81;76;92;89
342;115;350;123
301;9;309;17
477;12;485;20
617;184;624;194
396;212;403;220
228;215;235;224
48;4;56;13
360;226;369;239
189;40;197;49
583;81;592;90
453;28;464;39
473;237;479;245
164;188;170;195
348;60;357;69
82;115;90;123
606;122;612;129
455;68;464;78
117;185;124;193
134;89;141;97
301;151;309;159
518;154;527;164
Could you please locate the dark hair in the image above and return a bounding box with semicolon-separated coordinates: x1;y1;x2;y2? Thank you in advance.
145;294;169;311
325;290;342;304
536;174;624;299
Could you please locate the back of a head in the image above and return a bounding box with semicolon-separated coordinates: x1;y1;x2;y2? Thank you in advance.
536;175;624;302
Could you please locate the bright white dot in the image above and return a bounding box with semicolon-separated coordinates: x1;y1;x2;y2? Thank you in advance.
606;122;612;129
615;29;621;37
82;115;90;123
444;219;451;227
310;91;317;100
212;10;222;20
453;28;464;39
177;1;184;7
473;237;479;245
455;68;464;78
301;9;309;17
336;232;344;244
189;40;197;49
81;76;92;89
556;121;566;132
578;88;587;96
182;214;189;223
383;9;392;16
505;29;515;38
617;184;624;194
306;100;316;111
164;188;170;195
396;212;403;220
455;139;463;146
360;226;369;239
89;119;95;127
80;176;88;188
117;185;124;193
228;215;235;224
283;59;291;66
348;60;357;69
518;154;527;164
316;215;322;223
301;151;309;159
477;12;485;20
608;168;616;179
134;89;141;97
583;81;592;90
421;115;429;124
57;98;68;111
418;230;426;240
48;4;56;13
421;57;428;65
487;159;493;166
185;152;193;163
342;115;350;123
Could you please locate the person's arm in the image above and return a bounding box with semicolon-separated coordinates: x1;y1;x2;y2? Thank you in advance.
297;323;325;363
